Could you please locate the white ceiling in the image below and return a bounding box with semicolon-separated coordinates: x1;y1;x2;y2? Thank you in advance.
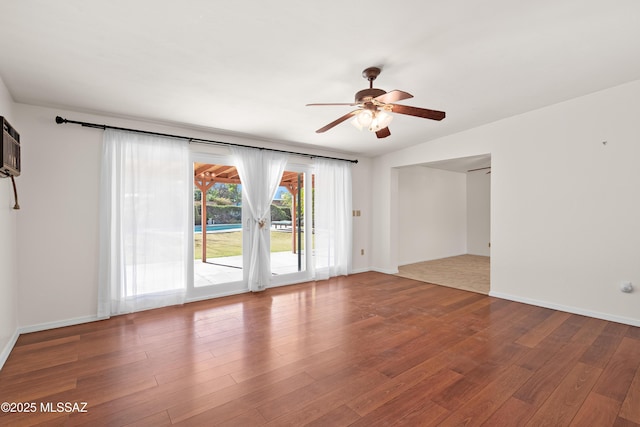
2;1;640;158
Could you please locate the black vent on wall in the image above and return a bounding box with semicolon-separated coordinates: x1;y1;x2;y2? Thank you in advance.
1;116;20;176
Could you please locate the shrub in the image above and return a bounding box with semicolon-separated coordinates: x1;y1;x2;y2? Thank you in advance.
271;204;291;221
195;203;290;225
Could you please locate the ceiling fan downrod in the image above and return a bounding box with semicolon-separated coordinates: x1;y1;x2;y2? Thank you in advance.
362;67;381;88
355;67;386;104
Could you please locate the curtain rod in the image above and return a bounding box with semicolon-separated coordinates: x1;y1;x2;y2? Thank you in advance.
54;116;358;164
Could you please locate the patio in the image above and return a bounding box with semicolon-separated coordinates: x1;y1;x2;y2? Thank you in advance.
193;250;305;287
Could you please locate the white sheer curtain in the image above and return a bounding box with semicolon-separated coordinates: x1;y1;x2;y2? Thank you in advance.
230;146;288;291
98;129;190;317
313;158;353;279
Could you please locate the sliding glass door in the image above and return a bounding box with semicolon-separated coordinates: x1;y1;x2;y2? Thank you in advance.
189;154;313;298
270;169;313;285
193;161;245;287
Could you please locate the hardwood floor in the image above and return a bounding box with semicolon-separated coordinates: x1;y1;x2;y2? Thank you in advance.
1;272;639;426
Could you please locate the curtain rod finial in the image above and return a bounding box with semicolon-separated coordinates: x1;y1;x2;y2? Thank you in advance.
55;116;65;124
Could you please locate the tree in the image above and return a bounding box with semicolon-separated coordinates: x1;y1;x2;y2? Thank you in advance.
209;183;241;205
280;188;307;222
280;190;292;210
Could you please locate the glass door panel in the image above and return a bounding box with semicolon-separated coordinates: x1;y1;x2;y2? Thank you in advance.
270;171;306;276
193;162;244;286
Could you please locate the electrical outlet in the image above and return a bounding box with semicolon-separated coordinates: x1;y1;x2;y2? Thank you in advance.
361;249;364;255
620;281;634;293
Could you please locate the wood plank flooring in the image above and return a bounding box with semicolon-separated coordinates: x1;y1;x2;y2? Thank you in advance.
0;272;638;426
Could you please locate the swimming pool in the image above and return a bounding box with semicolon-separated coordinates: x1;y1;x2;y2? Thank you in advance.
194;223;242;232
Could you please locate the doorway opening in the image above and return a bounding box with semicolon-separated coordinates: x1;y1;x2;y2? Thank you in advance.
395;154;491;294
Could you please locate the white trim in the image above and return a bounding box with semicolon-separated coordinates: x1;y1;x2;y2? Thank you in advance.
371;267;399;275
0;329;20;370
18;315;108;335
268;274;310;289
350;267;372;274
489;291;640;328
185;288;249;303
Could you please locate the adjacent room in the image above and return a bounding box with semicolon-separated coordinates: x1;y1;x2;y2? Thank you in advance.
1;1;639;425
396;154;491;294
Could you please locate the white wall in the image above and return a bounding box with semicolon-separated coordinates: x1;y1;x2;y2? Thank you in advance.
351;157;372;272
0;77;18;368
372;79;640;326
467;169;491;256
397;165;466;265
14;106;102;330
13;104;372;330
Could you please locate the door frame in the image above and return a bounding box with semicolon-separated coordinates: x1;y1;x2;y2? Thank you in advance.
186;153;315;302
187;151;248;301
269;162;314;288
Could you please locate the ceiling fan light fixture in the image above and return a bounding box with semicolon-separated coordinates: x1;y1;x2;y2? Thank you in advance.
352;109;393;132
356;109;374;128
351;116;364;130
369;110;393;132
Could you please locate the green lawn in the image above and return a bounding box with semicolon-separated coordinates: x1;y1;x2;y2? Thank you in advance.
194;231;305;259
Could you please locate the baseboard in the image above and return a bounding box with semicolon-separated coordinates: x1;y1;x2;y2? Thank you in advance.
18;315;108;335
489;291;640;328
350;267;372;274
0;328;20;371
185;288;249;303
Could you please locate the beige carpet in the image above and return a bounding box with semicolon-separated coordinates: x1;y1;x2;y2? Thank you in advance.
396;254;490;294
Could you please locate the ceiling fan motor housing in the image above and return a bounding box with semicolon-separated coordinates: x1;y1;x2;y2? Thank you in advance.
355;88;386;105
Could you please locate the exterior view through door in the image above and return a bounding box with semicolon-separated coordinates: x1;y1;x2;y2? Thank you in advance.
193;163;309;287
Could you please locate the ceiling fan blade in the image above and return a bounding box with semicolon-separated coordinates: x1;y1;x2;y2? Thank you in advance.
390;104;446;121
315;110;359;133
374;90;413;104
375;127;391;138
306;102;358;107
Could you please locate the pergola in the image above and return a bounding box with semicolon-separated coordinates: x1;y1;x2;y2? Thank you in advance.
194;163;304;262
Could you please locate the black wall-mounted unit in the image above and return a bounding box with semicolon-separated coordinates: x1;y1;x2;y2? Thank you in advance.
1;116;20;176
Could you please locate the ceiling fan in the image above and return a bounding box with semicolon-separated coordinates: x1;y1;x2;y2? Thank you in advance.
307;67;446;139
